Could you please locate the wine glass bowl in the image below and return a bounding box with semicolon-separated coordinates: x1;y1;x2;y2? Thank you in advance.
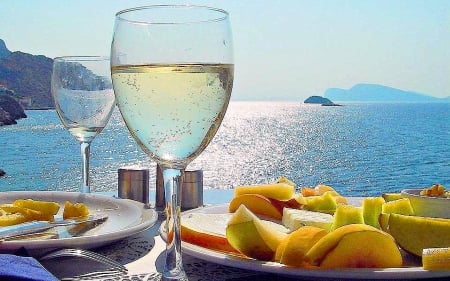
52;56;115;193
111;5;233;280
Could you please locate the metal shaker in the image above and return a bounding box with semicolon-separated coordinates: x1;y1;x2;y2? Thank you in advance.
180;169;203;210
155;164;203;210
118;167;149;204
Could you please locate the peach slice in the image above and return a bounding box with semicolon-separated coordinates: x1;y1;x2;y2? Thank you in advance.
228;194;284;220
277;226;327;267
319;229;403;268
306;224;402;268
229;194;301;220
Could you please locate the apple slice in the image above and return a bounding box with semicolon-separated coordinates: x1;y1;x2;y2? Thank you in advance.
226;205;287;261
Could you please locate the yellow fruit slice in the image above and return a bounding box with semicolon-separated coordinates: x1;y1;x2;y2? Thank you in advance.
384;213;450;256
0;211;27;226
382;193;403;202
422;247;450;270
331;205;364;230
303;192;337;214
381;198;414;215
0;204;53;221
362;197;385;228
13;199;60;215
275;176;296;187
234;183;295;200
63;201;90;219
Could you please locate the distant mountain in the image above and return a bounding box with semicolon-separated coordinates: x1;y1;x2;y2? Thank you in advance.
0;51;53;109
0;39;11;59
324;84;450;103
0;39;53;109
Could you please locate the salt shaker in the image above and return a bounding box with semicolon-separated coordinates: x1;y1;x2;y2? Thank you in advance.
118;167;149;204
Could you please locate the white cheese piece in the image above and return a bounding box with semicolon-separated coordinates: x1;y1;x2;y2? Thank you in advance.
282;208;333;232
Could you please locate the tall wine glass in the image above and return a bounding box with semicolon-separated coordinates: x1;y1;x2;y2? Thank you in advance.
52;56;115;193
111;5;233;280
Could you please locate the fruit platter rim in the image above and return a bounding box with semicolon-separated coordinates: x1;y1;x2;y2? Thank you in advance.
160;202;450;280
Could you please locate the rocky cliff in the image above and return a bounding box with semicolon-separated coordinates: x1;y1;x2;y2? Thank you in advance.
0;88;27;125
0;39;54;110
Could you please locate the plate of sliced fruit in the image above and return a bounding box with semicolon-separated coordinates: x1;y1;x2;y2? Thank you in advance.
163;179;450;279
0;191;157;251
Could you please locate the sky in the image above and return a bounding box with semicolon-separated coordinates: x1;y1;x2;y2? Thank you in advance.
0;0;449;101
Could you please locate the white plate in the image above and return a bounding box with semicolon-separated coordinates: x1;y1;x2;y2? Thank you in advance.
161;204;450;280
0;191;157;251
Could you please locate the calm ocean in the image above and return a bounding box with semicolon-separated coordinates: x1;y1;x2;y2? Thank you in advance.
1;102;449;197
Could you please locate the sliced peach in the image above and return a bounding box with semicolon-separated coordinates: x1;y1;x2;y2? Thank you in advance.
301;187;316;197
229;194;283;220
315;184;337;195
278;226;328;267
319;230;402;268
306;224;402;268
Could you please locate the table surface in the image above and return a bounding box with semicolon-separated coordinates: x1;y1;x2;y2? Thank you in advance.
19;191;450;280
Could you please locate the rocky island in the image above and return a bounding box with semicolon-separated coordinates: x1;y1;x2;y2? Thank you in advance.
304;96;341;106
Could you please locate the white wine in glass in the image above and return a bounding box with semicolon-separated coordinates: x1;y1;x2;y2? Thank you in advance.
111;5;233;280
52;56;115;193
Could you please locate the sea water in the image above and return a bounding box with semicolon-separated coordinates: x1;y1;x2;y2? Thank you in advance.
1;102;449;197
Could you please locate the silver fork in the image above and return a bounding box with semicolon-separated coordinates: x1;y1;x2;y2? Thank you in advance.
40;248;127;273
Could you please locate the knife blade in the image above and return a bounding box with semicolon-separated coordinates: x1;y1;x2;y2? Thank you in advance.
0;213;108;240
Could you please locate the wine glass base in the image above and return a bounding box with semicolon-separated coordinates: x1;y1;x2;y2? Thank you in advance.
161;270;188;281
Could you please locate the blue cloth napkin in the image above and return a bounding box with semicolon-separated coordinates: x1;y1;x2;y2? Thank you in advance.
0;254;58;281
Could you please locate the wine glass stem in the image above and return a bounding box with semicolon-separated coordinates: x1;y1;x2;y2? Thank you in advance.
80;142;91;193
162;167;187;280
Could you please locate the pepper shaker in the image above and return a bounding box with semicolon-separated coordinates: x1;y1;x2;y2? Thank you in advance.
155;164;203;210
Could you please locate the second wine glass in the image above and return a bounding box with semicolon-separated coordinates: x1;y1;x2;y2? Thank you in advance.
52;56;115;193
111;5;233;280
